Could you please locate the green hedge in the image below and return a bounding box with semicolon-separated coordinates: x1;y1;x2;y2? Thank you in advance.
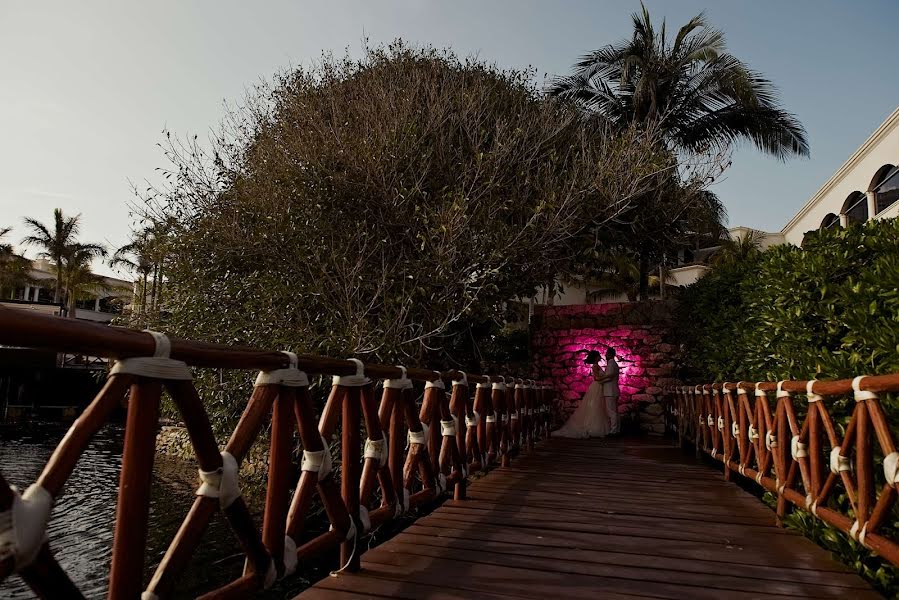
681;218;899;382
679;218;899;594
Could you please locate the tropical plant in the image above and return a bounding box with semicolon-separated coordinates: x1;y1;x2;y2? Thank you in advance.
0;227;32;299
710;228;766;265
548;4;809;159
549;3;808;297
20;208;82;303
60;243;107;318
110;225;167;323
583;252;674;302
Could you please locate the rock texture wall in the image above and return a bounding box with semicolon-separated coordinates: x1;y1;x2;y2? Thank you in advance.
530;301;679;435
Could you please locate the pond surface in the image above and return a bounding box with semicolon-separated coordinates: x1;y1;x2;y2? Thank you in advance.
0;425;325;599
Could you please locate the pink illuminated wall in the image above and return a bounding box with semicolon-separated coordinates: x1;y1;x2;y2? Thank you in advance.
531;302;679;434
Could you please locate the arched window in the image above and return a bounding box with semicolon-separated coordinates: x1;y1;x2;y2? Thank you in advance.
841;191;868;225
820;213;840;229
871;164;899;215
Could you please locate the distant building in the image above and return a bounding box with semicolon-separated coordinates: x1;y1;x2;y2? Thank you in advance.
1;258;132;324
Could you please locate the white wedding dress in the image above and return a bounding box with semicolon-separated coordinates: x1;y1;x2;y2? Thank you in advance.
552;365;610;439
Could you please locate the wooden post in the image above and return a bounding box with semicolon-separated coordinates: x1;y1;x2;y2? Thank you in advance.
262;386;294;575
108;380;161;600
341;386;362;572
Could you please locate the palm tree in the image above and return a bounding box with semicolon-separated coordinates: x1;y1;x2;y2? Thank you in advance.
109;229;158;324
548;4;809;159
549;5;806;299
0;227;32;299
21;209;82;303
60;243;107;318
710;229;765;265
585;252;674;302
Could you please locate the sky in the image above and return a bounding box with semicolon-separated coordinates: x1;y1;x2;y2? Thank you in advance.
2;1;898;276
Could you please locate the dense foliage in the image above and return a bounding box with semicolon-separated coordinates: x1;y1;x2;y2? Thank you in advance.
680;219;899;382
680;218;899;594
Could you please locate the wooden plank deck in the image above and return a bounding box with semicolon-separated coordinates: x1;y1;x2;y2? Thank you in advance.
297;437;877;599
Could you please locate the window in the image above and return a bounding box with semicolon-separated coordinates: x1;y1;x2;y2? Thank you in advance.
874;167;899;214
841;191;868;225
820;213;840;229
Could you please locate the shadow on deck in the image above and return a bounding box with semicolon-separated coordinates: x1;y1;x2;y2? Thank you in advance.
298;437;876;599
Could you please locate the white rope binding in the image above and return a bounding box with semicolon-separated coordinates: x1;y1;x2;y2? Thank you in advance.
363;436;388;468
452;372;468;387
196;452;242;509
441;418;457;437
883;451;899;485
476;375;491;389
853;375;877;402
255;351;309;387
791;435;808;460
465;411;480;427
384;366;413;390
806;380;822;403
110;330;192;380
302;436;333;479
0;484;52;571
830;446;851;474
408;424;428;446
332;358;370;387
425;371;445;390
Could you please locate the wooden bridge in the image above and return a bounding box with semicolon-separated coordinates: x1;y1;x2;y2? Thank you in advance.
300;437;875;599
0;307;895;598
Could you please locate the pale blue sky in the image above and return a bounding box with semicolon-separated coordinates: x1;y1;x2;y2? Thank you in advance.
2;1;897;276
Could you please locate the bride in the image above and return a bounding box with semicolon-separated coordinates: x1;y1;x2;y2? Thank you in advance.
552;350;610;438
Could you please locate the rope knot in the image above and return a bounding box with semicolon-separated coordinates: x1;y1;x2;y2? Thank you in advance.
364;436;388;468
196;452;242;509
301;436;333;479
110;330;192;380
852;376;877;402
384;365;413;390
0;484;52;571
255;351;309;387
332;358;370;387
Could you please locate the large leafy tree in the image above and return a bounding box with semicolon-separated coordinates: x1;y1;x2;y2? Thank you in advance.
142;43;666;377
550;4;808;297
21;208;82;303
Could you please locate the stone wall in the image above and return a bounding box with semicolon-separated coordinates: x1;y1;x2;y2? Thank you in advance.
530;301;680;435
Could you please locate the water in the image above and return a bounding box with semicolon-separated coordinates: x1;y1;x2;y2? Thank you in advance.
0;425;324;599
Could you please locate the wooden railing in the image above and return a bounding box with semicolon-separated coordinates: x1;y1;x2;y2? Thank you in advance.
666;375;899;566
0;307;553;599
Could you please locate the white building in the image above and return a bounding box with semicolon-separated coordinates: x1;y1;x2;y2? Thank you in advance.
1;258;132;323
782;106;899;244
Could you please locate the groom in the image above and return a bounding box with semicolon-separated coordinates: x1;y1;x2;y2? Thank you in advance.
598;347;620;435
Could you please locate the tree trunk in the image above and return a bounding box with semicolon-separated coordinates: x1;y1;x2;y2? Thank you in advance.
638;252;649;301
150;263;158;313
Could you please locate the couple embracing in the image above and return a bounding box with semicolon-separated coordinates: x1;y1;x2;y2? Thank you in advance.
552;347;620;439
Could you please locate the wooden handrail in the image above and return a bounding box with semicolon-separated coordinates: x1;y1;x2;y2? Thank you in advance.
0;305;496;382
665;376;899;567
0;309;555;598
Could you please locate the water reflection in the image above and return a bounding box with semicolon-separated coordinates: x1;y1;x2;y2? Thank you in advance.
0;425;320;599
